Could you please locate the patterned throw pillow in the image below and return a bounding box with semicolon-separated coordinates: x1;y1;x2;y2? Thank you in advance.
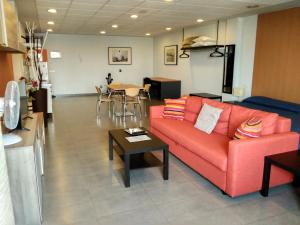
163;98;187;120
234;117;263;139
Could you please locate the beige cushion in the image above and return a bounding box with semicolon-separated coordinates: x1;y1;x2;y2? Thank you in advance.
182;36;198;46
193;36;215;42
194;103;223;134
191;41;216;47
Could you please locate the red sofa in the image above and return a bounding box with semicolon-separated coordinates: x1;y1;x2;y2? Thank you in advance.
150;96;299;197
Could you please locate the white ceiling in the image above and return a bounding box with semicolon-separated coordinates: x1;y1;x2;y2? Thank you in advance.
14;0;298;36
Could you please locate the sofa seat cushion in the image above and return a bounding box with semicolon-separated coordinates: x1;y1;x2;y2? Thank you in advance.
151;118;230;171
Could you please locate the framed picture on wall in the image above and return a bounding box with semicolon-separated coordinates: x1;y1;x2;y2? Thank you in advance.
108;47;132;65
164;45;178;65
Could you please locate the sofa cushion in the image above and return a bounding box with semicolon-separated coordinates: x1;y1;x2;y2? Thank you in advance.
233;117;262;139
228;105;279;138
202;99;232;136
184;96;203;123
163;98;186;120
194;103;223;134
151;118;230;171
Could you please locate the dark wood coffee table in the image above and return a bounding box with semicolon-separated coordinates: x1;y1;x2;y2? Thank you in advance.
108;129;169;187
260;150;300;197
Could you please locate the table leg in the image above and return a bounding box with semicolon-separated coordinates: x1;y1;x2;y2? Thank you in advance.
124;154;130;187
109;133;113;160
122;93;126;119
260;157;272;197
292;175;300;187
163;147;169;180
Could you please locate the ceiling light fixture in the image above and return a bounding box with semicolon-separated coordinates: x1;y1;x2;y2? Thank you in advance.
165;27;172;31
197;19;204;23
164;0;173;2
47;29;53;32
48;8;57;14
130;14;138;19
100;31;106;34
47;21;55;25
145;33;151;36
112;24;118;28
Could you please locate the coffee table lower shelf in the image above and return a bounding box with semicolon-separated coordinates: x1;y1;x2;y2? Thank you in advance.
113;145;162;169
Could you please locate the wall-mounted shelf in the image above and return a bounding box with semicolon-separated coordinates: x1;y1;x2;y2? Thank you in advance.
181;45;224;51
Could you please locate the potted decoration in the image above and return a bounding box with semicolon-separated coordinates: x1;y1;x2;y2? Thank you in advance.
25;22;48;127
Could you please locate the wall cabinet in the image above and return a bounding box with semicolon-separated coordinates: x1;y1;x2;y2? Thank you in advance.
5;113;45;225
144;77;181;100
0;0;25;53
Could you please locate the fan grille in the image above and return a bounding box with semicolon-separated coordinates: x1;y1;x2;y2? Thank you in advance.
4;81;20;130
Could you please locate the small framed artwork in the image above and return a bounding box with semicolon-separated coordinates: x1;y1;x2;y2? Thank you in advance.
164;45;178;65
108;47;132;65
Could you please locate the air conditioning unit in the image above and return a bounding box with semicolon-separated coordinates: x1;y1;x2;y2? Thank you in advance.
0;0;22;52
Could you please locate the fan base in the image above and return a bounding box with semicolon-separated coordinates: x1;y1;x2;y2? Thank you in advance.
3;134;22;146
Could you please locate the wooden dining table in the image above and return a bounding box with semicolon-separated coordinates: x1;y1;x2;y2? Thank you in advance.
107;83;142;91
107;83;143;117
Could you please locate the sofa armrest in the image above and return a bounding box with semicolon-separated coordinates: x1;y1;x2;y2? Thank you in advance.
150;105;164;124
226;132;299;197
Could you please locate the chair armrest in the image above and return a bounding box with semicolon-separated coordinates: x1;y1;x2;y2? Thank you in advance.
226;132;299;197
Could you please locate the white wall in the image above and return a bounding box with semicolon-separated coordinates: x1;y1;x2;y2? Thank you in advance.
45;34;153;95
234;15;258;99
153;15;257;101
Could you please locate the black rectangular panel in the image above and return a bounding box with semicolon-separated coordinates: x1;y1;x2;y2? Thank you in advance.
222;44;235;94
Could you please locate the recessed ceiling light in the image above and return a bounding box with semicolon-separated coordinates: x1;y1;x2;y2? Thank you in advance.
246;4;260;9
197;19;204;23
48;8;57;14
130;14;138;19
164;0;173;2
100;30;106;34
47;21;55;25
47;29;53;32
145;33;151;36
112;24;118;28
165;27;172;31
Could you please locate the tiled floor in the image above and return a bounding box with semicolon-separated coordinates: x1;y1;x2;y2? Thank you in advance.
43;96;300;225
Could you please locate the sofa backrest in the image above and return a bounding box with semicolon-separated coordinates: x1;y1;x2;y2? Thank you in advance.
202;99;232;135
243;96;300;113
184;96;202;123
183;97;288;138
276;116;291;133
184;97;231;136
228;105;279;138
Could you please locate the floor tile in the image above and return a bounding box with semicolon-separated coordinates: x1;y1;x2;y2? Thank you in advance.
247;211;300;225
42;96;300;225
96;205;168;225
